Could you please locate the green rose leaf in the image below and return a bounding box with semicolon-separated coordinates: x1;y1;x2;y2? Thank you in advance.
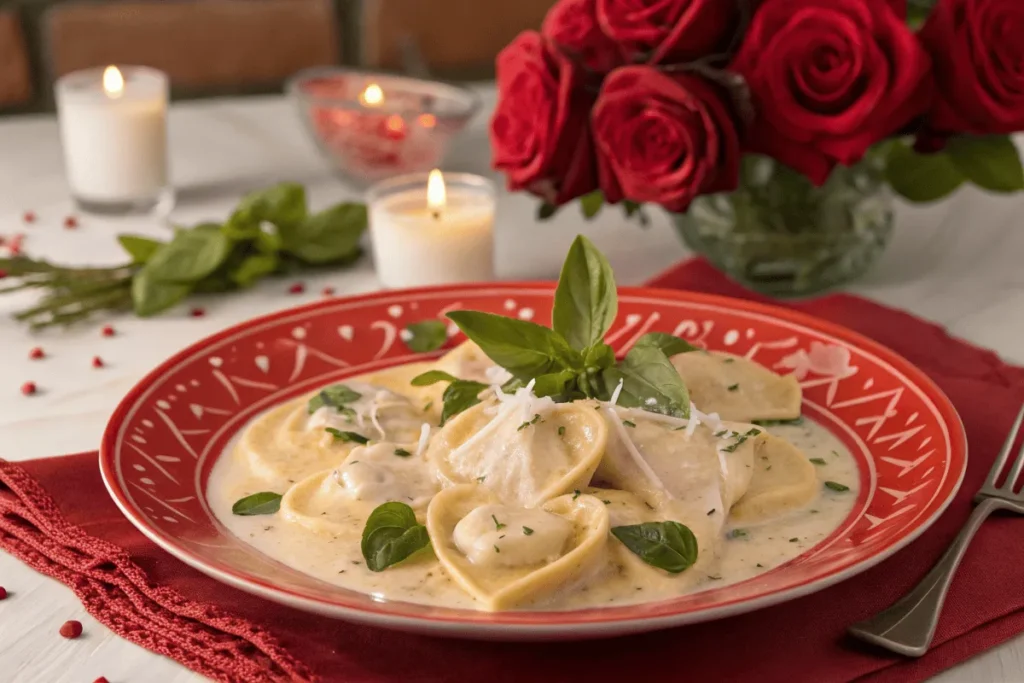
946;135;1024;193
606;342;690;418
633;332;699;358
404;320;448;353
611;521;698;573
307;384;362;414
552;235;618;352
447;310;580;379
361;502;432;572
131;270;192;317
579;190;603;219
283;203;368;265
144;228;232;283
885;141;965;202
410;370;460;386
232;491;283;516
117;235;164;264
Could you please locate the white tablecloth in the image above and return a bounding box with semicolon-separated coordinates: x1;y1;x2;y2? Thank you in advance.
1;86;1022;682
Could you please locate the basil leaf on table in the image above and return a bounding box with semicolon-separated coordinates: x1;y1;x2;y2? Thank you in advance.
233;182;308;232
361;502;432;572
282;203;368;264
307;384;362;414
229;253;279;288
117;235;163;264
232;491;283;516
611;521;698;573
551;235;618;352
410;370;460;386
131;269;192;317
633;332;699;358
144;228;232;283
447;310;581;379
404;320;448;353
605;342;690;418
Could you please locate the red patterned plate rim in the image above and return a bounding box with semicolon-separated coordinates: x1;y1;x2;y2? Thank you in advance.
99;282;967;638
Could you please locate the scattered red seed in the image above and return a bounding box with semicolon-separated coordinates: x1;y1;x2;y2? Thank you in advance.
93;678;110;683
101;325;116;337
0;586;7;600
321;286;335;296
189;307;205;318
64;216;78;229
22;211;36;224
20;381;36;396
288;282;305;295
92;356;104;369
8;233;24;255
29;347;44;360
0;270;7;280
59;620;83;638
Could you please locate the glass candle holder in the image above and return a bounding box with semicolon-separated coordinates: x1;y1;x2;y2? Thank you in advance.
55;65;174;216
367;171;496;289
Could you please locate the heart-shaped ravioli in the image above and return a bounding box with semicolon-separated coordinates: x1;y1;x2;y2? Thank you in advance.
730;431;818;522
427;485;609;610
670;351;801;422
427;399;608;507
280;441;439;533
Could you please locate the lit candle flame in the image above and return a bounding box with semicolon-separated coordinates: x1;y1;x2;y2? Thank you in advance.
360;83;384;107
103;66;124;99
427;169;446;218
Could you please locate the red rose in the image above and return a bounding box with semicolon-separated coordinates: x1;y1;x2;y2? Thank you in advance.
490;31;597;205
592;66;740;212
542;0;623;73
730;0;932;185
595;0;738;64
919;0;1024;135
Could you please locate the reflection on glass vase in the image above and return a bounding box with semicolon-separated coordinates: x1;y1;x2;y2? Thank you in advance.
672;154;894;297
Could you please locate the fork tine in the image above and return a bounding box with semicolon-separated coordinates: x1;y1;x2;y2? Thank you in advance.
986;403;1024;491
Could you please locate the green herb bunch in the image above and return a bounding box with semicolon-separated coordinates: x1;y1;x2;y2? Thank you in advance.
415;235;698;424
0;183;367;329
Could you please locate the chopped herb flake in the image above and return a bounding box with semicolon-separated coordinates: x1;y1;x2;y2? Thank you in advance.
523;526;534;536
728;528;747;539
572;489;581;500
727;383;739;392
393;448;412;457
714;430;729;437
622;420;636;428
789;538;799;543
723;358;735;364
424;401;433;412
756;563;764;568
603;499;611;505
558;426;566;436
707;575;722;580
706;508;716;516
809;457;826;465
325;428;369;444
825;481;850;492
476;476;486;483
491;514;506;531
494;545;500;553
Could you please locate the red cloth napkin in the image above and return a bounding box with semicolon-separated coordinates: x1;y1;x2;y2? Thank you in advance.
3;257;1024;683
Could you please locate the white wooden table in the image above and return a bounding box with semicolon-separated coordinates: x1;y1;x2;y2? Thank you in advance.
1;87;1023;683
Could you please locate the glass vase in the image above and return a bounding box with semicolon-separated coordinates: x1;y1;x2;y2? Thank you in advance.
672;154;894;297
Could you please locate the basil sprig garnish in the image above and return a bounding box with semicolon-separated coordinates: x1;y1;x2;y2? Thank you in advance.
232;491;282;516
411;371;488;426
360;502;431;572
307;384;362;414
404;320;448;353
611;521;698;573
443;235;696;417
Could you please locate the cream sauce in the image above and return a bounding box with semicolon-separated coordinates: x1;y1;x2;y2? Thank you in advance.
208;364;859;611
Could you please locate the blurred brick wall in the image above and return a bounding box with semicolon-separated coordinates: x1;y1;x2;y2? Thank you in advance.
0;0;556;113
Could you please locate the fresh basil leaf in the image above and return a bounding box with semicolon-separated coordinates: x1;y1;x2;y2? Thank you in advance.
230;253;279;288
611;521;698;573
361;502;431;572
131;269;192;317
579;190;603;219
307;384;362;414
606;343;690;418
447;310;580;379
531;369;577;399
283;203;367;264
145;228;232;283
885;141;965;202
440;379;488;426
233;182;307;232
118;235;163;264
404;320;448;353
326;428;369;444
946;135;1024;193
232;491;282;516
633;332;699;357
552;235;618;352
411;370;460;387
583;342;616;370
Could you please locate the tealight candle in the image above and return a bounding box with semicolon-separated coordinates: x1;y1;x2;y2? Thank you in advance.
55;65;172;215
367;170;496;288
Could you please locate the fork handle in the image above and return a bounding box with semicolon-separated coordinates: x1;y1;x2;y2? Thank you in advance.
848;497;1003;657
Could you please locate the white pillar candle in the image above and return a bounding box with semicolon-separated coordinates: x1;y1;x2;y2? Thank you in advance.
55;65;172;214
368;170;496;288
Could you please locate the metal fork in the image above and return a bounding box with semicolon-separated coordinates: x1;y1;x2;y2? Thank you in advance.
849;404;1024;657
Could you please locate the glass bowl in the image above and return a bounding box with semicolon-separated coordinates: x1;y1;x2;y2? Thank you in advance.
287;67;481;188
